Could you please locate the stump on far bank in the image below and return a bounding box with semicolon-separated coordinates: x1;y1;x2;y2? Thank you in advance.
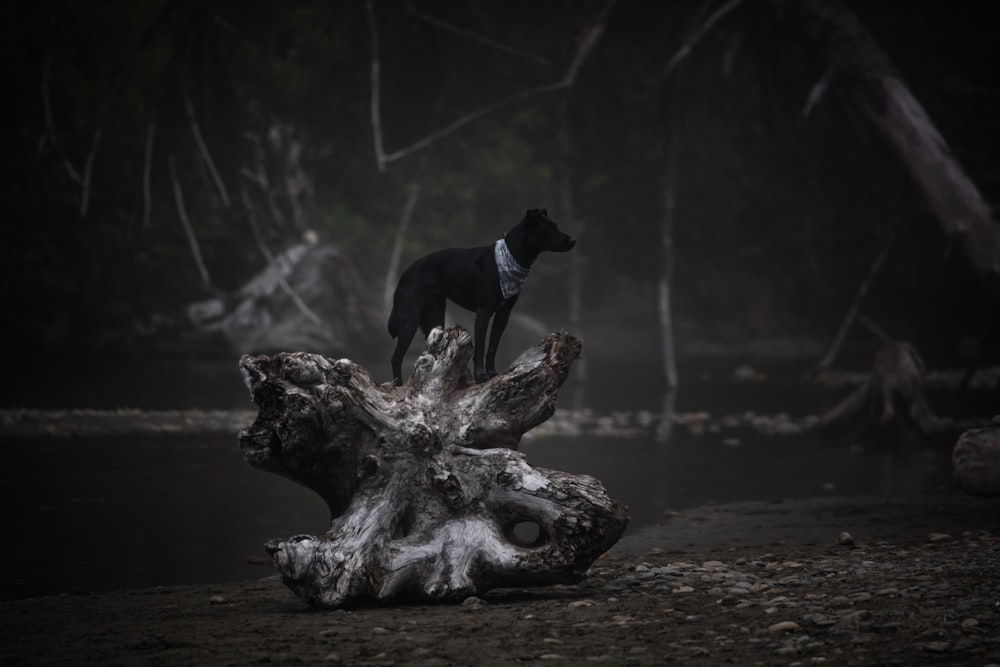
817;341;947;442
238;326;629;609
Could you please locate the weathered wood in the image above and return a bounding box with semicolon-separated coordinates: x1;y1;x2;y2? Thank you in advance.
786;0;1000;297
818;341;946;441
183;239;380;355
238;326;628;608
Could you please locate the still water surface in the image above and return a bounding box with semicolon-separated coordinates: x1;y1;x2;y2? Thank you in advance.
0;429;950;600
0;356;955;599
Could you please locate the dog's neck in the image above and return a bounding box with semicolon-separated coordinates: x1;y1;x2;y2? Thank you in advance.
502;229;537;268
495;239;531;301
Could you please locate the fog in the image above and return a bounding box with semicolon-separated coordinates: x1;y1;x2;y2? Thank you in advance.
1;1;997;599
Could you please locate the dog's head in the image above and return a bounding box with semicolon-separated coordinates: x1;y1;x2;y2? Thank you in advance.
522;208;576;253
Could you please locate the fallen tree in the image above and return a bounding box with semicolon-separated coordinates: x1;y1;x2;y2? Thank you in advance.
238;326;628;608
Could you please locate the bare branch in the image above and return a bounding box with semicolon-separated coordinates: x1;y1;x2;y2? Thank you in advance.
183;94;231;208
813;230;894;373
240;167;266;188
664;0;746;79
562;15;608;86
383;182;423;313
40;44;82;186
409;4;550;65
142;119;156;227
279;131;310;232
79;127;103;218
802;64;835;117
78;1;176;218
365;0;388;172
243;131;290;232
368;0;614;169
381;80;570;165
168;155;213;290
241;188;324;326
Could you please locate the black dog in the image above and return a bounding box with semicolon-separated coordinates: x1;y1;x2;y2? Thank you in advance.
388;209;575;385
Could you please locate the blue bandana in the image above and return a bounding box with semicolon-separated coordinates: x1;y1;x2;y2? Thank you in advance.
494;239;530;300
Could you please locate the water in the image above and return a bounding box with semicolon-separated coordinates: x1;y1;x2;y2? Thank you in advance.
0;428;952;601
0;356;958;600
0;433;328;600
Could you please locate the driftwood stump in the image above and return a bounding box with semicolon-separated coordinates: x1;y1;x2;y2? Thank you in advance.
818;341;945;442
238;326;628;608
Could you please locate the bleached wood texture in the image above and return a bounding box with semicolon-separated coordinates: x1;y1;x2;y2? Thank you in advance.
238;326;628;608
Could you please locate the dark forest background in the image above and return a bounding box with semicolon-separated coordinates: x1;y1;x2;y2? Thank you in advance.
3;0;998;380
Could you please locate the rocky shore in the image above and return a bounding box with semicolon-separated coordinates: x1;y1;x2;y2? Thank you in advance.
2;494;997;666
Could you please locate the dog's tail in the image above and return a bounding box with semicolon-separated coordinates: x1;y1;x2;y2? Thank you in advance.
387;306;399;338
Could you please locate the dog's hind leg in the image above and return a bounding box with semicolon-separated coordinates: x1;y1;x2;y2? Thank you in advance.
391;320;419;386
419;297;446;336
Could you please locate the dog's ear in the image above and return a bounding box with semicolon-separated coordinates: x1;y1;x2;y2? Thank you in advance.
539;208;548;217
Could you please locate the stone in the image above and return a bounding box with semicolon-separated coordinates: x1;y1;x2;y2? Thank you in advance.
961;618;980;632
953;422;1000;496
768;621;801;633
922;641;950;652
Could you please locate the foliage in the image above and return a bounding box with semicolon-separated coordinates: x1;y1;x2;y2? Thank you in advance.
1;0;997;363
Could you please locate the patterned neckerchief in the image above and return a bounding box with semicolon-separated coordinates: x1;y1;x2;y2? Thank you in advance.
494;238;531;300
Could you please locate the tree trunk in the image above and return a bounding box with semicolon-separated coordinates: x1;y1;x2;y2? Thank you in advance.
554;92;587;410
238;326;628;608
788;0;1000;297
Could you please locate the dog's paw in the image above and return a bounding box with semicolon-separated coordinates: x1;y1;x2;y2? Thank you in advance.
475;372;490;384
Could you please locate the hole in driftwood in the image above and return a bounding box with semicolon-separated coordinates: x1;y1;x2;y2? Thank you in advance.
392;504;416;540
503;520;549;548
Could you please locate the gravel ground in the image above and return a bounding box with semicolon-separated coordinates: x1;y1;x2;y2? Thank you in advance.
1;493;998;666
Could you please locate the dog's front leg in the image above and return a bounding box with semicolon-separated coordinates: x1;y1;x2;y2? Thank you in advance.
485;298;517;380
473;310;492;383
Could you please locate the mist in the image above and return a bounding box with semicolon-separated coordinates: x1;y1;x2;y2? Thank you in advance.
1;0;997;601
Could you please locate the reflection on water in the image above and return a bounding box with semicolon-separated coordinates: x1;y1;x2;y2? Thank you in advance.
0;433;329;601
0;356;959;599
0;428;951;601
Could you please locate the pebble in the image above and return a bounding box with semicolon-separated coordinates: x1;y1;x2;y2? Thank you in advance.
837;532;854;546
768;621;800;633
922;641;950;652
208;595;225;605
